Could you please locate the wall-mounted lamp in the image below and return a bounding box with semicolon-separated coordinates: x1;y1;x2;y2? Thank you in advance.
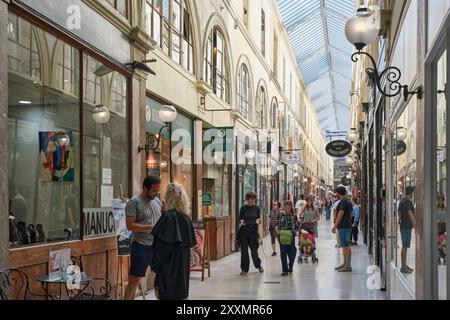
138;105;177;153
347;128;359;143
345;7;422;102
396;127;408;142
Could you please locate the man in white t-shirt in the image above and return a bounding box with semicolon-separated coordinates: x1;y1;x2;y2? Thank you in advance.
295;194;307;220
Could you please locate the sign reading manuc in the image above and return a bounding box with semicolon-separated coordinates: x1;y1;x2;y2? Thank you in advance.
83;208;116;238
326;140;352;158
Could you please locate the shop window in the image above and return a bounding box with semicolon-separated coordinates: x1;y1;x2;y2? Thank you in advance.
104;0;128;18
145;0;194;73
145;97;194;216
82;54;128;210
8;13;80;245
7;13;129;248
256;86;267;129
237;64;252;121
393;99;417;288
204;27;229;102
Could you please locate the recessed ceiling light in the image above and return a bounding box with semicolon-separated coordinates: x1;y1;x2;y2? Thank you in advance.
18;100;32;105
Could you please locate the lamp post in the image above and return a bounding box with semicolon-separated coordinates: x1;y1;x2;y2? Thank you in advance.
345;7;422;102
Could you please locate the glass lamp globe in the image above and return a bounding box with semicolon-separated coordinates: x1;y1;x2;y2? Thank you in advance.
346;157;354;165
397;128;408;142
245;149;256;160
159;105;177;123
277;164;284;172
345;8;380;50
303;178;308;183
347;129;359;143
92;105;111;124
160;160;168;169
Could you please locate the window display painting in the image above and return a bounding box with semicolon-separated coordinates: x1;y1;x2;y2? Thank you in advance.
39;131;74;181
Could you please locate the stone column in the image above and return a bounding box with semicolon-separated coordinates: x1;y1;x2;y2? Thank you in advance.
0;0;10;269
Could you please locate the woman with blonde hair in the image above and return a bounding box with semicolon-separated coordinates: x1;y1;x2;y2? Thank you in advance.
151;183;196;300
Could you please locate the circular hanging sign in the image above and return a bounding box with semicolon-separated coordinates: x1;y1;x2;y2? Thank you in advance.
326;140;352;158
396;141;407;156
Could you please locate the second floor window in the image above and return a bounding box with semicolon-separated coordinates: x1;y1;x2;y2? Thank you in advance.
145;0;194;73
261;9;266;56
105;0;127;18
204;27;229;102
256;87;267;129
237;64;252;121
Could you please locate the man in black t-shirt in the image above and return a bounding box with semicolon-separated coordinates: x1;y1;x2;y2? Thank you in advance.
332;186;353;272
398;186;416;273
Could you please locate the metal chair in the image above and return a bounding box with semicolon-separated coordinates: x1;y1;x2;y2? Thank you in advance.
0;268;51;300
69;256;112;300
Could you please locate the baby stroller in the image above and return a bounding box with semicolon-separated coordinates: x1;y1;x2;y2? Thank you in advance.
298;222;318;263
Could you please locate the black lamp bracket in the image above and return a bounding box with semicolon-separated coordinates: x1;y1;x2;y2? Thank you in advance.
138;122;171;153
352;50;422;101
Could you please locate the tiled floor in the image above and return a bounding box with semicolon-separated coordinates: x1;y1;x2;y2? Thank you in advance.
143;219;386;300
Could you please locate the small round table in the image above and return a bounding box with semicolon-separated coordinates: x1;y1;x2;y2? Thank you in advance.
36;274;93;300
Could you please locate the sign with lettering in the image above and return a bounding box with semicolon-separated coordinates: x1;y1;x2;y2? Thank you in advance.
190;221;210;281
83;208;116;239
285;153;300;165
326;140;352;158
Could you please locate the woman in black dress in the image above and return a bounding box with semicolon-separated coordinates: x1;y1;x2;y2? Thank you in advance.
238;192;264;275
151;183;196;300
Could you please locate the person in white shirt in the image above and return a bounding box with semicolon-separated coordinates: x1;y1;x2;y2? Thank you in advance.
295;194;307;221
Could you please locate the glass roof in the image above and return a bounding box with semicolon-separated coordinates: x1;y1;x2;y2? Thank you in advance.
277;0;355;132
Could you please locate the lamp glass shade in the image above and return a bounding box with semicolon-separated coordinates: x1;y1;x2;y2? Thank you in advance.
303;178;308;183
245;149;256;160
160;160;168;169
92;105;110;124
346;157;354;165
159;105;177;123
347;130;359;143
345;13;379;49
397;128;407;142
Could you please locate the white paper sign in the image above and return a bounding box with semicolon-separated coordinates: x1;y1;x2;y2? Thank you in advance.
101;185;114;208
102;168;112;185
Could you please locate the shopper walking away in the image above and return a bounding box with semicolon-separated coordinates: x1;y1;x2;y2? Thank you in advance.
276;201;298;276
325;197;333;221
267;201;281;256
350;197;360;245
124;176;161;300
398;186;416;273
151;183;196;300
238;192;264;275
332;186;353;272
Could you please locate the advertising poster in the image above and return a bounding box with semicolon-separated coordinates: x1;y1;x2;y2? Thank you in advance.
39;131;74;181
190;221;207;271
113;199;131;256
48;248;71;281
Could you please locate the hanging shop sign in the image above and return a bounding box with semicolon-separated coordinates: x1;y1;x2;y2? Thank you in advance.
285;153;300;165
396;141;407;156
83;208;116;239
326;140;352;158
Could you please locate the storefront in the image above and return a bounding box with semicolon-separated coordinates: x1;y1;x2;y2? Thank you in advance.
145;95;195;210
0;0;147;298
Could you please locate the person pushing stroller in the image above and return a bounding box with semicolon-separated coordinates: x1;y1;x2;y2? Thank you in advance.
297;196;320;263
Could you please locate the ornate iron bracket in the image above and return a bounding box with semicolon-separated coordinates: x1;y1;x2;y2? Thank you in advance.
352;50;422;102
138;123;171;153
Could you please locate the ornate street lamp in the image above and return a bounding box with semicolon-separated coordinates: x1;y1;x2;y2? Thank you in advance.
345;7;422;101
138;105;177;153
347;128;359;143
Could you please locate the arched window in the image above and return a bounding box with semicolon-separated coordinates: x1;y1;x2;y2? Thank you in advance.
237;64;251;121
55;41;79;96
205;27;229;102
256;86;267;129
270;98;278;129
145;0;194;73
